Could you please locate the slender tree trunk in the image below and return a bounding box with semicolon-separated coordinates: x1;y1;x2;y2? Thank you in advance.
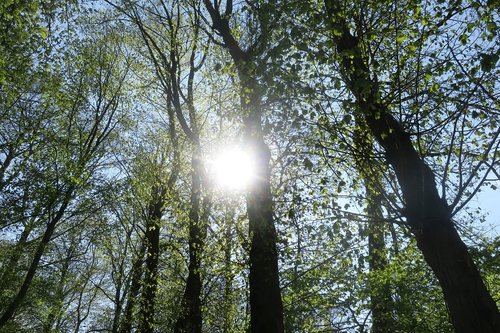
202;3;284;332
174;157;204;333
43;258;70;333
0;146;15;192
365;188;393;333
353;118;394;333
119;242;146;333
223;213;235;333
0;189;73;328
172;13;208;328
171;96;209;333
138;187;164;333
137;99;178;333
124;3;207;330
0;223;32;292
111;279;123;333
324;2;500;331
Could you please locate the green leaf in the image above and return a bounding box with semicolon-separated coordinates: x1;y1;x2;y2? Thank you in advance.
460;33;468;45
342;114;352;124
303;157;313;171
396;36;408;44
480;53;499;72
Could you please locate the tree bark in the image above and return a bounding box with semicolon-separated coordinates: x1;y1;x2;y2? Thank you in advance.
353;118;394;333
365;188;393;333
222;217;235;333
324;1;500;332
172;37;206;332
121;3;209;329
119;242;146;333
244;126;284;333
174;157;204;333
0;188;73;328
138;187;165;333
202;3;284;332
0;223;32;293
43;253;70;333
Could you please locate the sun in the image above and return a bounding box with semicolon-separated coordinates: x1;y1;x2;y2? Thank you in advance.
210;147;255;190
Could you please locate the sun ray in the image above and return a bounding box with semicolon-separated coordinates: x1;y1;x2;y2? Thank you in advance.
209;146;255;190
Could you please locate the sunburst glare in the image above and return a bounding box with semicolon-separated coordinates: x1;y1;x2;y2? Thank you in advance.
209;146;255;190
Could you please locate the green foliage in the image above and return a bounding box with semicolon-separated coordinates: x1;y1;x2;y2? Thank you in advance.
1;0;499;332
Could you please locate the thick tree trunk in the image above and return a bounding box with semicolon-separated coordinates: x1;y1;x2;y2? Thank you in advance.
363;92;500;333
202;3;285;332
174;157;204;333
324;2;500;331
245;141;284;333
0;189;73;328
138;188;164;333
242;100;284;333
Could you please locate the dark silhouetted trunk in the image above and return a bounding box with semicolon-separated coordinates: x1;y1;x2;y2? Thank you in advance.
174;157;204;333
119;242;146;333
365;188;393;333
223;214;235;333
123;3;208;330
138;187;165;333
244;120;284;333
0;188;73;328
203;2;284;332
111;272;124;333
353;117;394;333
43;253;71;333
325;1;500;331
171;11;208;329
0;223;32;292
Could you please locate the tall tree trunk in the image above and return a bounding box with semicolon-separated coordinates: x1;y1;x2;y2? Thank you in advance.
365;193;393;333
43;255;70;333
244;112;284;333
123;3;208;330
0;223;33;293
174;157;204;333
223;212;235;333
119;242;146;333
111;276;124;333
138;187;164;333
136;96;179;333
324;2;500;332
0;188;73;328
171;8;210;328
202;3;284;332
353;117;394;333
172;43;206;330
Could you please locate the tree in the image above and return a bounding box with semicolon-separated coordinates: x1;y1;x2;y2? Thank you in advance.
107;1;212;331
353;115;394;333
1;1;499;332
321;0;500;331
0;18;130;327
202;2;285;332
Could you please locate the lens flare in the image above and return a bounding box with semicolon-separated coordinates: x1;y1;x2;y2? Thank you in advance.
210;147;255;190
